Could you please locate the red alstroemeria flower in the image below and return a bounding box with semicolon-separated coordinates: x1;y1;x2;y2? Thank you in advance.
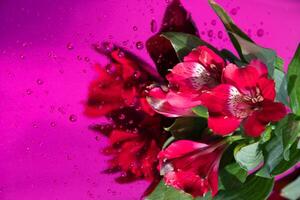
147;46;225;117
158;140;227;197
104;115;168;182
85;48;159;117
201;60;287;137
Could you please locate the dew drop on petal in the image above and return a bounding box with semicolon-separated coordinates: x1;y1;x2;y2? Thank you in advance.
132;26;138;31
102;42;114;52
135;41;144;50
69;114;77;122
118;113;126;120
118;51;124;58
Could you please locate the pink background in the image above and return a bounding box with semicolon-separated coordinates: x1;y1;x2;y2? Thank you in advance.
0;0;299;199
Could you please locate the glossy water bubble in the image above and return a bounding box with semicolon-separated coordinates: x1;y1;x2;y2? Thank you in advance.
257;29;264;37
150;19;157;33
36;79;44;85
69;114;77;122
135;41;144;50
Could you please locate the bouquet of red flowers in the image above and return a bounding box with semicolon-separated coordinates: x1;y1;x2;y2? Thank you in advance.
85;0;300;199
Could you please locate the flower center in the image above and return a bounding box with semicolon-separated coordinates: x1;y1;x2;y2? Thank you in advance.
243;87;264;104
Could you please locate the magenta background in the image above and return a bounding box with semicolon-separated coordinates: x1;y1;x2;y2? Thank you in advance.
0;0;299;199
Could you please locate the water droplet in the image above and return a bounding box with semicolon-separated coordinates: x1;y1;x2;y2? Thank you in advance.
36;79;44;85
20;54;25;59
211;20;216;26
132;26;138;31
26;89;32;95
77;55;82;60
135;41;144;50
50;121;56;127
257;29;264;37
230;8;238;15
217;31;223;39
32;122;38;128
66;43;74;50
118;51;124;58
84;57;90;62
207;30;213;38
69;114;77;122
95;135;100;141
102;42;114;52
150;19;157;33
118;113;126;120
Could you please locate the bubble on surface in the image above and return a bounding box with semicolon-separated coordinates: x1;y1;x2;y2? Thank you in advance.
36;79;44;85
207;30;213;38
66;43;74;50
50;121;56;127
217;31;223;39
26;89;33;95
150;19;157;33
211;19;216;26
69;114;77;122
132;26;138;31
230;8;238;15
135;41;144;50
257;29;264;37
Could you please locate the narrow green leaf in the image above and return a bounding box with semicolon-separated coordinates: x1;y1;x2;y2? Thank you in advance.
287;44;300;115
162;136;176;149
192;106;208;118
281;176;300;200
215;175;274;200
161;32;205;61
145;181;194;200
234;142;264;171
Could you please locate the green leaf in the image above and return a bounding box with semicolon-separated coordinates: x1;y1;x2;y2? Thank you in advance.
234;142;264;171
145;181;194;200
256;134;284;178
161;32;205;61
215;175;274;200
162;136;176;149
274;114;300;160
270;142;300;176
274;68;289;105
274;56;284;71
164;117;207;140
287;44;300;115
281;176;300;200
192;106;208;118
256;121;300;178
208;0;253;61
224;163;248;183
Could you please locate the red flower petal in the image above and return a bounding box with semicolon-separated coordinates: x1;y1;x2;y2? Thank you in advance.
158;140;208;160
147;87;195;117
109;130;138;145
243;111;267;137
167;62;216;91
257;77;276;101
258;100;287;123
248;59;268;78
164;171;209;197
200;84;241;114
223;63;261;92
184;46;225;71
208;114;241;135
